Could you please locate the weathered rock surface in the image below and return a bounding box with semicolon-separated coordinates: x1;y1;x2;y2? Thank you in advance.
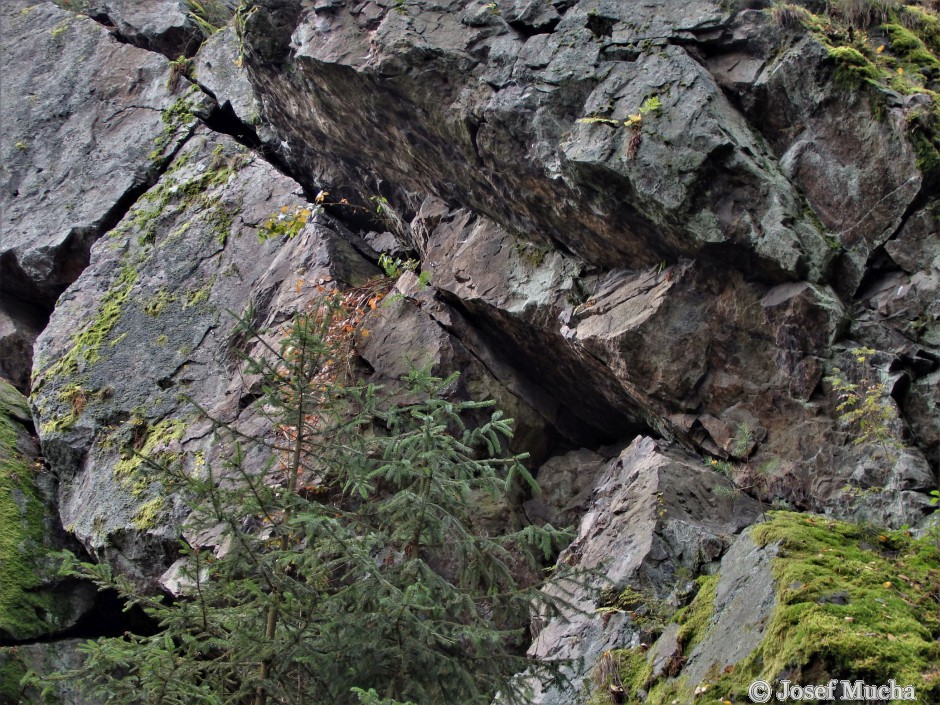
4;0;940;699
0;293;45;393
706;13;924;294
194;26;265;130
52;0;236;58
525;436;758;704
31;127;375;585
241;0;831;281
1;638;90;704
0;0;201;313
678;531;778;687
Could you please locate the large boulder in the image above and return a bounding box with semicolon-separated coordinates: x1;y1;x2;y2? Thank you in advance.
0;0;205;314
31;128;376;585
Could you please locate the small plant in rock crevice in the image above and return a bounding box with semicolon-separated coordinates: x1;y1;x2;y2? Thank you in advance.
577;95;663;160
826;347;903;459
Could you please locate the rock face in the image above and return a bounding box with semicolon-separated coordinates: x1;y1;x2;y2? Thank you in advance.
524;437;758;704
31;127;376;583
0;381;95;643
0;0;208;389
3;0;940;700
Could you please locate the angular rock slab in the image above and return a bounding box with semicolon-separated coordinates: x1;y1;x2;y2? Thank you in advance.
1;0;197;310
194;26;265;130
241;0;830;280
31;128;376;586
53;0;233;58
525;436;758;704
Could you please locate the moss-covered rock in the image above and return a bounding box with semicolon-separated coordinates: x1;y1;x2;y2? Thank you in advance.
0;381;92;642
588;511;940;705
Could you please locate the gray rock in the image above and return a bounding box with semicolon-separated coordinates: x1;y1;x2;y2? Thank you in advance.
0;293;44;393
54;0;235;58
0;639;93;705
1;0;201;311
523;448;607;528
193;26;266;131
716;23;922;293
31;128;375;586
525;436;758;704
241;0;831;281
680;531;778;686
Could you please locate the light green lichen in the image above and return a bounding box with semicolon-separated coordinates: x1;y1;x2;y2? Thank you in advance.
148;86;201;166
132;496;167;530
183;274;216;309
144;289;176;317
38;384;112;435
121;143;247;246
32;263;137;394
113;418;186;500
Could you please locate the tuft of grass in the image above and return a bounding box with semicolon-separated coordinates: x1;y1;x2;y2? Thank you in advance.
186;0;234;38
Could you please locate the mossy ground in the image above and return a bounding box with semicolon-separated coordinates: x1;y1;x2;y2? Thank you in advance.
589;512;940;705
0;382;65;641
717;512;940;701
0;649;28;703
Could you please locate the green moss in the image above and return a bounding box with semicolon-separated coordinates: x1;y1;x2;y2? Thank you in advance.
32;263;137;393
0;649;28;703
828;45;882;85
586;512;940;705
776;1;940;179
705;512;940;702
907;102;940;178
883;22;940;78
901;6;940;53
675;574;719;653
0;382;65;640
